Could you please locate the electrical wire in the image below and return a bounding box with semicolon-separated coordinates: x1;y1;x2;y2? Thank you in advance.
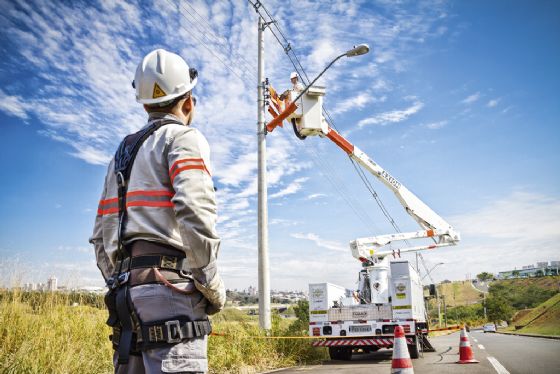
283;129;379;231
180;1;257;73
250;0;407;239
162;0;379;232
164;0;253;83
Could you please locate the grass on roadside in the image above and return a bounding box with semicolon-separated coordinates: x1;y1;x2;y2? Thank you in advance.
0;290;326;374
0;291;113;374
505;293;560;336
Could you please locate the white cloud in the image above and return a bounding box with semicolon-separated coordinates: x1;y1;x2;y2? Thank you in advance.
357;100;424;128
269;218;299;226
331;92;377;115
424;120;448;130
57;245;93;254
307;193;327;200
0;89;29;120
461;92;480;105
269;177;308;199
426;191;560;282
487;98;500;108
450;191;559;241
291;232;347;252
0;0;456;289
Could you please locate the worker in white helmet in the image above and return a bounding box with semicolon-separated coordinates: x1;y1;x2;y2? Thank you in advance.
90;48;225;373
280;71;305;101
290;71;304;93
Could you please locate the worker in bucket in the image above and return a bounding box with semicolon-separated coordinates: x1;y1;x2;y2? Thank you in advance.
290;71;304;93
280;71;304;101
90;48;225;373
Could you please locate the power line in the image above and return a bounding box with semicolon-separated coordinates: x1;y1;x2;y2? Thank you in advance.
178;1;257;74
349;158;404;234
251;0;406;238
284;131;380;231
164;0;253;83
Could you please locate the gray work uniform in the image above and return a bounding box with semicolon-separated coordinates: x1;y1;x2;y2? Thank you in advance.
90;112;221;373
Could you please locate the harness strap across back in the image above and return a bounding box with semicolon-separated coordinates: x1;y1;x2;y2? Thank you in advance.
111;118;182;364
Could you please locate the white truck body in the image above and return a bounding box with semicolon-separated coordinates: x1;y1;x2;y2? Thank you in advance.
390;260;426;320
309;259;429;357
308;283;349;323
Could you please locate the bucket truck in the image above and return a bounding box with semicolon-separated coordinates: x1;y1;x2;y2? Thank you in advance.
267;82;460;360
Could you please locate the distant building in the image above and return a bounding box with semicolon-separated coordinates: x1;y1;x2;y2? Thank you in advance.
497;261;559;279
247;285;257;296
23;282;36;291
47;276;58;292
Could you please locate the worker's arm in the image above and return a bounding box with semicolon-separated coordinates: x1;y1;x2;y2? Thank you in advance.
89;167;114;281
167;127;225;314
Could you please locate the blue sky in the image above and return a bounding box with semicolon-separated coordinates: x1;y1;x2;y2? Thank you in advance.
0;0;559;290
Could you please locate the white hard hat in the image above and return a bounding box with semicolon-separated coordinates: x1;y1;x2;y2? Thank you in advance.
290;71;299;79
133;49;198;105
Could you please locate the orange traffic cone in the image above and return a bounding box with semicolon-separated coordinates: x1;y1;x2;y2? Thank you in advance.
456;327;479;364
392;325;414;373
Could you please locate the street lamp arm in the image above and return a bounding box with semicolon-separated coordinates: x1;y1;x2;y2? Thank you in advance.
291;52;347;104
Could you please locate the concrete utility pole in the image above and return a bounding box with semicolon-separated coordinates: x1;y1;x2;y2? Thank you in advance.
257;16;271;330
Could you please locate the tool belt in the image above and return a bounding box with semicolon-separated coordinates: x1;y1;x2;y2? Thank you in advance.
111;317;212;351
116;240;197;289
105;240;210;362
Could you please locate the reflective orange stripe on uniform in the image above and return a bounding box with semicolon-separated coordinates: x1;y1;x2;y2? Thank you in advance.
169;158;210;183
97;190;174;216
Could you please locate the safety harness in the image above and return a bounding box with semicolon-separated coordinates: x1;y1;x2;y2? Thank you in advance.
104;118;211;364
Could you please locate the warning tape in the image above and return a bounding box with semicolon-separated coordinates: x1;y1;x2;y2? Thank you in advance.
211;333;360;339
211;326;461;338
210;333;413;340
429;325;461;332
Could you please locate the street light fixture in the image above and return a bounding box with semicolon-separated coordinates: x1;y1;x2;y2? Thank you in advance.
346;44;370;57
292;43;370;104
422;262;444;282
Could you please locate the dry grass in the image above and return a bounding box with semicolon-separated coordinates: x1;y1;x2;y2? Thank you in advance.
0;291;113;374
0;290;326;374
438;281;483;307
505;293;560;336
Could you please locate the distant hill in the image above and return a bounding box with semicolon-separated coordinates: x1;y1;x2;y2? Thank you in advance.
489;275;559;309
495;275;560;292
438;280;483;307
506;293;560;336
435;275;560;308
427;276;559;326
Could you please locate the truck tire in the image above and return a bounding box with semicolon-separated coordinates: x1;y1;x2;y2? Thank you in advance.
329;347;352;361
407;336;420;359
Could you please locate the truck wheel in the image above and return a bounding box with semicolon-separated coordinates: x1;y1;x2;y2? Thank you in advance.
340;347;353;361
328;347;341;360
407;337;420;359
328;347;352;361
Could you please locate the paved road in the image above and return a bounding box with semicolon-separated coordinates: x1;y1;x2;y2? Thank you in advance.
267;330;560;373
471;330;560;374
471;281;490;293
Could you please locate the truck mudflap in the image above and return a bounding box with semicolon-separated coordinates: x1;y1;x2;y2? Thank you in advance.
312;337;413;347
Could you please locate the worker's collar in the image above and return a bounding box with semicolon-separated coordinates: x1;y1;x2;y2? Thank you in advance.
147;112;185;125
